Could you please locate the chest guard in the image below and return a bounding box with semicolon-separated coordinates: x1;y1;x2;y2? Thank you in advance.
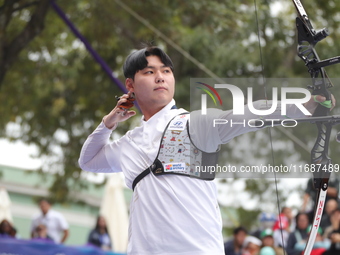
132;113;219;190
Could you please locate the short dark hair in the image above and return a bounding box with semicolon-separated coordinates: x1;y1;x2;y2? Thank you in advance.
281;207;289;213
295;212;309;228
123;46;174;79
38;198;51;205
233;226;248;235
95;215;109;233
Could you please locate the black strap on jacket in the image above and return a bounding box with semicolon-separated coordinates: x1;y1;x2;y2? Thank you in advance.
132;168;151;191
131;107;218;191
132;105;177;191
132;159;164;191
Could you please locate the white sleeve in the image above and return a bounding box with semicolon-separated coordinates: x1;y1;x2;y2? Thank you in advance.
58;213;69;230
190;101;308;152
78;122;122;173
218;100;307;144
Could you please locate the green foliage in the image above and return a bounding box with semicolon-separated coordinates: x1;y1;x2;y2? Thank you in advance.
0;0;340;224
221;206;261;237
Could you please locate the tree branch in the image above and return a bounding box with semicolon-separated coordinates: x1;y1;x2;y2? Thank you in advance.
12;1;40;13
0;1;20;29
0;0;50;87
0;0;16;84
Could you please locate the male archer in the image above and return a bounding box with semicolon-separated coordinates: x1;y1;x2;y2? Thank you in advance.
79;46;334;255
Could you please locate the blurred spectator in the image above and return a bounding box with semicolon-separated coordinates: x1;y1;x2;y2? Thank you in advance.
273;207;292;248
251;212;276;239
286;212;309;255
0;219;17;238
323;208;340;255
302;177;339;223
324;208;340;239
320;199;338;231
31;224;54;243
242;236;262;255
88;215;112;251
224;226;248;255
260;228;285;255
304;225;330;255
31;198;69;243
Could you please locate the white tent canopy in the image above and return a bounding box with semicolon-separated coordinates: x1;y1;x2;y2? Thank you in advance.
0;187;13;223
100;173;129;253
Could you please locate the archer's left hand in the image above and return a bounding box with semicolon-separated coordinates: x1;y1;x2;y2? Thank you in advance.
303;94;336;115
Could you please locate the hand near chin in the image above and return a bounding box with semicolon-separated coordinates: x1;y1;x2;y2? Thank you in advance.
103;92;136;129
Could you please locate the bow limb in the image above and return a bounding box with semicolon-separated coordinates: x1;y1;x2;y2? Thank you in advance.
292;1;334;254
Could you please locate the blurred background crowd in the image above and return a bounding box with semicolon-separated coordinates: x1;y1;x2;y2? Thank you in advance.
223;177;340;255
2;176;340;255
0;198;112;251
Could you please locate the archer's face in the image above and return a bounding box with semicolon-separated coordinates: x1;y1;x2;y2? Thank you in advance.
126;55;175;110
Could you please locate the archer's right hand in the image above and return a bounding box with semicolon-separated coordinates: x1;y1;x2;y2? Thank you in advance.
103;91;136;129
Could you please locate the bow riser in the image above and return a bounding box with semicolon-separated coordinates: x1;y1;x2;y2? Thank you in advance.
292;1;336;254
296;17;332;101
